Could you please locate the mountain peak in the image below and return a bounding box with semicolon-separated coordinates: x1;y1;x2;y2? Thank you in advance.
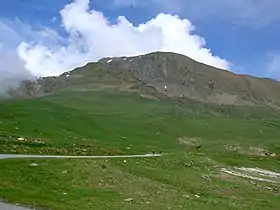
9;51;280;107
99;51;280;106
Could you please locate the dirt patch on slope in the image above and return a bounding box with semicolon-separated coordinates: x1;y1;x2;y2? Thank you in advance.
225;144;278;157
178;137;202;147
221;167;280;183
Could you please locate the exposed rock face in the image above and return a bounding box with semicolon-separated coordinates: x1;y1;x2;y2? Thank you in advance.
9;51;280;107
99;52;280;106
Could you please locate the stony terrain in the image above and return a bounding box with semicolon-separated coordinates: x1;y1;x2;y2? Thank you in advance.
8;51;280;108
99;52;280;106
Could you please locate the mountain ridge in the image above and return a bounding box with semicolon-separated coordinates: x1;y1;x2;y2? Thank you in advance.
7;51;280;107
98;51;280;106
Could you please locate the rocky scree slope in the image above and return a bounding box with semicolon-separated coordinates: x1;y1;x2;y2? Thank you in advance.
99;52;280;106
8;52;280;107
8;62;154;98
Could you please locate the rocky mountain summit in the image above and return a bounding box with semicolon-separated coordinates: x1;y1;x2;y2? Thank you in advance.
99;52;280;106
9;52;280;107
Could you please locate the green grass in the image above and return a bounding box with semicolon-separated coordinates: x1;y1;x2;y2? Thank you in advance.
1;89;280;209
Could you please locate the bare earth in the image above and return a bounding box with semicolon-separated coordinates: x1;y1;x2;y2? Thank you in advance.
221;167;280;183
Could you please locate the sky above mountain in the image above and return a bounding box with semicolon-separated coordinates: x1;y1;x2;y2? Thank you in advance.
0;0;280;92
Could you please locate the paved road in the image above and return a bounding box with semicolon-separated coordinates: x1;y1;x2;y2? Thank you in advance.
0;153;161;160
0;153;161;209
0;202;35;210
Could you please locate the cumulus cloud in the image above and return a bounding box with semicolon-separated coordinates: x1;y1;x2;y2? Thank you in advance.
0;21;34;96
17;0;231;77
0;49;32;96
0;18;68;96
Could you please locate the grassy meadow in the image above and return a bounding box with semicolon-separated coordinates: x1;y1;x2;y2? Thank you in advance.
1;89;280;209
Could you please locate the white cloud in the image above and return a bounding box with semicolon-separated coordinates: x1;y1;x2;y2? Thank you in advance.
17;0;231;77
0;21;34;96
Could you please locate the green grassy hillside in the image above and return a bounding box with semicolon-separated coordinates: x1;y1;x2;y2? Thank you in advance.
1;89;280;210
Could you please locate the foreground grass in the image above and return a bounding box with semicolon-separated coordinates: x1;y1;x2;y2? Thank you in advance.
1;155;280;210
1;89;280;209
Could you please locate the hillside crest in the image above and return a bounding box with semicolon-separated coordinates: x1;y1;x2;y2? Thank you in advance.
8;51;280;107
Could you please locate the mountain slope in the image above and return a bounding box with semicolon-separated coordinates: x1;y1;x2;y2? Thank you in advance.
8;51;280;108
99;52;280;106
8;62;138;98
1;80;280;210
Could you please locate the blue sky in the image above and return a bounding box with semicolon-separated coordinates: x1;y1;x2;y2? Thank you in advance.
0;0;280;87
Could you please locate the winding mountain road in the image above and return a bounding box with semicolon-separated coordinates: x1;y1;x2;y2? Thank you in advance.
0;153;161;160
0;202;35;210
